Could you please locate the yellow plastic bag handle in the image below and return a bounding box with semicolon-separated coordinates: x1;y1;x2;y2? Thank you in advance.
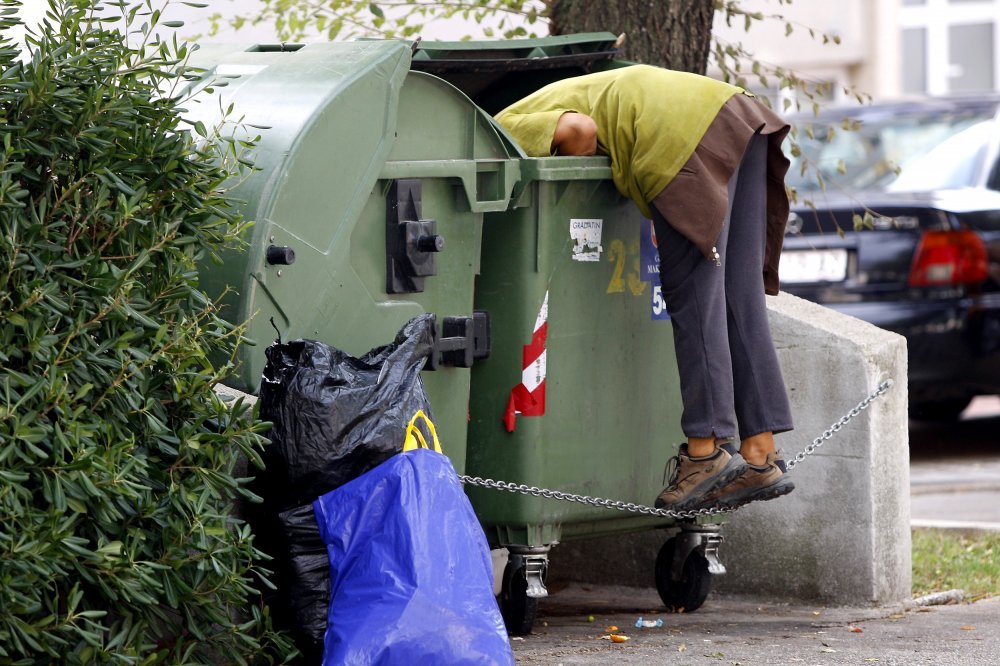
402;410;443;453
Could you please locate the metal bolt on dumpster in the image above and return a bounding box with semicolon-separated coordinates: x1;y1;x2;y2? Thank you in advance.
189;34;727;637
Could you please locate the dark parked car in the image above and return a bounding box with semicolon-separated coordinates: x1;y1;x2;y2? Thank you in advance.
781;96;1000;420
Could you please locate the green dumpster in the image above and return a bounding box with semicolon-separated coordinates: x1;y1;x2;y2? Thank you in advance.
411;35;728;633
185;34;730;636
186;41;521;473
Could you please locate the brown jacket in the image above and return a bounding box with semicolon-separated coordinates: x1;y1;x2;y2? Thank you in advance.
651;93;791;295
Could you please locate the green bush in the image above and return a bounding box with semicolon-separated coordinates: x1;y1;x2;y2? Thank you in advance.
0;1;294;662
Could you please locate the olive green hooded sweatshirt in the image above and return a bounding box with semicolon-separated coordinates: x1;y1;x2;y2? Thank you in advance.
494;65;792;295
494;64;742;220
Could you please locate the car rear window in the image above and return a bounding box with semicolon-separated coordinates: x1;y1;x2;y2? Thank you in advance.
787;105;1000;194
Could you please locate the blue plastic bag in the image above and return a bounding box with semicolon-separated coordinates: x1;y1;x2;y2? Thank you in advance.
313;448;515;666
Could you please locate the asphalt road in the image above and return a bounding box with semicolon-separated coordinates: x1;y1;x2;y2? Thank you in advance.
910;396;1000;531
509;397;1000;664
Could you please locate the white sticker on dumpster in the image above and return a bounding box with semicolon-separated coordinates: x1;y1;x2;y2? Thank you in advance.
570;218;603;261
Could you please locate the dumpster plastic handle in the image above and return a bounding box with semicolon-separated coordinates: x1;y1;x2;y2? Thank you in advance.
380;159;520;213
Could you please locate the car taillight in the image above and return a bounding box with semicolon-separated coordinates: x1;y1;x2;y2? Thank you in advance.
908;230;988;287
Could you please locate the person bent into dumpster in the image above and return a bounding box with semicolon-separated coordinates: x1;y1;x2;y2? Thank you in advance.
495;65;795;512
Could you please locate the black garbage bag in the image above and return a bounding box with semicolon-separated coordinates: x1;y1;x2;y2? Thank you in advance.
246;314;437;662
258;313;436;508
275;503;330;663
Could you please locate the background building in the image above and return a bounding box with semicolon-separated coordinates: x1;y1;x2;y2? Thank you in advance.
14;0;998;101
715;0;999;102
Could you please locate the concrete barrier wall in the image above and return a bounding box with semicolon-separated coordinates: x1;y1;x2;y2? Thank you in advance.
550;293;912;606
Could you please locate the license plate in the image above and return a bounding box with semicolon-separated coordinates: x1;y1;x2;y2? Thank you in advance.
779;249;848;283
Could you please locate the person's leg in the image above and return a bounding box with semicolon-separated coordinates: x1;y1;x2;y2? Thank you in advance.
694;133;795;509
651;208;738;444
651;190;746;510
655;133;795;511
722;133;794;460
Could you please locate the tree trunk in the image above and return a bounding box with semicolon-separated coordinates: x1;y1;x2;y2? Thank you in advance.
548;0;715;73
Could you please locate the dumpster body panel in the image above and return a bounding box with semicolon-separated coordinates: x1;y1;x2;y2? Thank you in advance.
468;157;688;547
187;36;729;632
190;43;520;473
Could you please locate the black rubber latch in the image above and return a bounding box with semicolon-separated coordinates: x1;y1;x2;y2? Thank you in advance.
386;179;444;294
266;245;296;265
425;311;491;370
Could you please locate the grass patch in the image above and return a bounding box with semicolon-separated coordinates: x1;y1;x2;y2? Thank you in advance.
911;528;1000;600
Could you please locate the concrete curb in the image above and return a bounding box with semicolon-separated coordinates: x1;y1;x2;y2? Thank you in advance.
911;519;1000;533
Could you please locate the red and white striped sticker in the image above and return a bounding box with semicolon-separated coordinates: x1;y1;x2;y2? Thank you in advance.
503;291;548;433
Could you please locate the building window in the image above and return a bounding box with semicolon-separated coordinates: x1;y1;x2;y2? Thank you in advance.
902;27;929;94
948;22;995;92
900;0;1000;95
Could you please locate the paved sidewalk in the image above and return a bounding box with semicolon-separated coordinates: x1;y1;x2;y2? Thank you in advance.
511;584;1000;665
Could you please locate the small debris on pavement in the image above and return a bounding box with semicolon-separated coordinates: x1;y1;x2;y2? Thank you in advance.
849;625;863;633
911;589;965;606
635;616;663;628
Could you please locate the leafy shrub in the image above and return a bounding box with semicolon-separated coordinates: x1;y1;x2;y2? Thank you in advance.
0;1;294;662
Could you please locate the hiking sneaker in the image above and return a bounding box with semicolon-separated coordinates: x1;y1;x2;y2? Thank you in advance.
698;450;795;510
654;445;748;511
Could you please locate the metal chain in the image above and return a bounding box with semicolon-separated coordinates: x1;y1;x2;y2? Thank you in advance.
459;474;729;520
784;379;894;470
459;379;894;520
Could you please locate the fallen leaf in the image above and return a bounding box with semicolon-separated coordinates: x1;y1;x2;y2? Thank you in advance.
678;644;687;652
812;611;821;616
705;652;725;658
864;659;880;662
820;647;837;653
960;625;976;631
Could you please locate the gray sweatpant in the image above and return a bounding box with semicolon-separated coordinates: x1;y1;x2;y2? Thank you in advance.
652;133;794;441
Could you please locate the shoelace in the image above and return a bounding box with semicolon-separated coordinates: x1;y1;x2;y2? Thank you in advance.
661;454;680;488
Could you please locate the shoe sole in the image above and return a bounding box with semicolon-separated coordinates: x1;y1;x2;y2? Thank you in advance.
717;476;795;510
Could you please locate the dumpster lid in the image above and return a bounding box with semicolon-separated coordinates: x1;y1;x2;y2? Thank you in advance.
409;33;627;114
410;32;621;72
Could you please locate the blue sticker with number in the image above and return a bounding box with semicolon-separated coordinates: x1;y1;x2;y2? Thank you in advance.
640;218;660;282
641;219;669;320
651;280;670;321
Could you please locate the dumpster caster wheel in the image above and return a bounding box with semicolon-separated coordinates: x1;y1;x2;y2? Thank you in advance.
500;563;538;636
654;536;712;613
499;551;548;636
